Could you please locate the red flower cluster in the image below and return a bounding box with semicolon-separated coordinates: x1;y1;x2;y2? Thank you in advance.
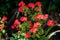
25;33;30;38
47;20;55;26
18;1;42;13
35;2;42;7
11;19;20;29
0;24;4;30
18;7;24;13
2;16;7;22
30;28;37;33
20;16;27;22
34;14;48;20
28;3;35;9
18;1;25;7
30;22;41;33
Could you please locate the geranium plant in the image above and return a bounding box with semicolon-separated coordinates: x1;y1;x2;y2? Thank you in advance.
0;16;7;39
9;1;56;40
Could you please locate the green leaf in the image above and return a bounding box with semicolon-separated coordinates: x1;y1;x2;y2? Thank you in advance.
12;34;18;39
10;37;15;40
40;36;48;40
37;27;44;35
0;33;2;39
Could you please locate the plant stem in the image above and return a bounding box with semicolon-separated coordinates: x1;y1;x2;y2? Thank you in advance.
44;27;53;36
47;30;60;40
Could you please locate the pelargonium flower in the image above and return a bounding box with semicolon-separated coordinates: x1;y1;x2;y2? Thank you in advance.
30;28;37;33
35;1;42;7
47;20;55;26
2;16;7;21
33;22;41;28
0;24;4;30
11;19;20;29
34;14;44;20
28;3;35;9
11;25;15;29
25;33;30;38
18;7;24;13
20;17;27;22
18;1;25;7
14;19;20;25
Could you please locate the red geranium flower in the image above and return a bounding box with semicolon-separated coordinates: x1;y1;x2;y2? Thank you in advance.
34;14;44;20
28;3;35;9
18;1;25;7
2;16;7;21
11;25;15;29
14;19;20;25
0;24;4;30
33;22;41;28
18;7;24;13
35;2;42;7
20;17;27;22
47;20;55;26
30;28;37;33
25;33;30;38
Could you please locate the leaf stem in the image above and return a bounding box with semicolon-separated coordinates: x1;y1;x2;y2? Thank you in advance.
47;30;60;40
44;27;53;36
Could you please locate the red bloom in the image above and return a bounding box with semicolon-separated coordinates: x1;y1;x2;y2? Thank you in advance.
20;17;27;22
47;20;55;26
30;28;37;33
34;14;44;20
2;16;7;21
35;2;42;7
0;24;4;30
28;3;35;9
18;1;25;7
28;22;33;29
18;7;23;13
33;22;41;28
11;25;15;29
11;19;20;29
25;33;30;38
14;19;20;25
44;14;48;19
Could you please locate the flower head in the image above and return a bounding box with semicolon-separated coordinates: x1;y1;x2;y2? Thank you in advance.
14;19;20;25
18;7;24;13
0;24;4;30
34;14;44;20
35;2;42;7
33;22;41;28
20;17;27;22
30;28;37;33
2;16;7;21
25;33;30;38
28;3;35;9
18;1;25;7
47;20;55;26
